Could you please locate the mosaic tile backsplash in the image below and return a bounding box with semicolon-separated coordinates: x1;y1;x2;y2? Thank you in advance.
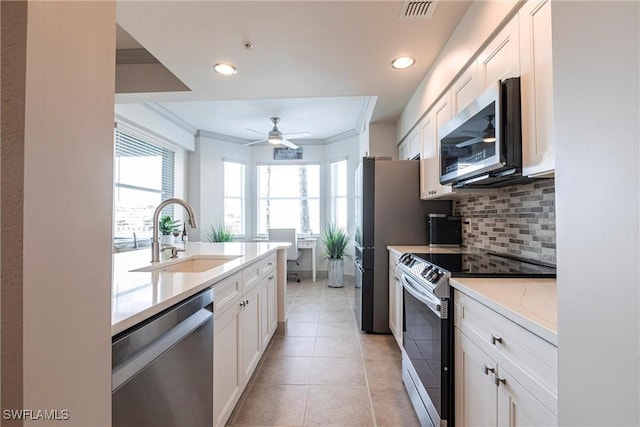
453;179;556;265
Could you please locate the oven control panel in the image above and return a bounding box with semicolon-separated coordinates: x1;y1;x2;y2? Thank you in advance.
398;253;451;299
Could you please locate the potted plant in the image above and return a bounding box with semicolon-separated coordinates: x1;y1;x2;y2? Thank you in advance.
159;215;181;245
321;223;352;288
206;224;234;242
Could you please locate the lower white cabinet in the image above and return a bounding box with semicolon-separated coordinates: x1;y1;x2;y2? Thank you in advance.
455;330;556;427
213;254;279;427
454;289;557;427
388;251;402;348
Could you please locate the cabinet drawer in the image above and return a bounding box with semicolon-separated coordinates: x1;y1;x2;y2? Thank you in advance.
455;290;557;412
242;261;261;293
260;253;277;276
214;272;242;316
298;239;315;249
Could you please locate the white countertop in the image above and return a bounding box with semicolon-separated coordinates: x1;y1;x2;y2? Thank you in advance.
387;245;464;255
450;277;557;345
112;242;287;336
387;244;557;345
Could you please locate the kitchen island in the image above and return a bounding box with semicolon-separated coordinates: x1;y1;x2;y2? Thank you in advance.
112;241;289;335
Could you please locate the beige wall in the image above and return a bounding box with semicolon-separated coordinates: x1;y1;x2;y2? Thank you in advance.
2;1;115;426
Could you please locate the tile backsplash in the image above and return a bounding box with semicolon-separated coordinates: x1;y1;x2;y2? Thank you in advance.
454;179;556;265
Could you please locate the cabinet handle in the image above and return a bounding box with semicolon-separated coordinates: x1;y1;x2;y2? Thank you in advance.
245;299;249;305
268;261;273;266
494;376;506;387
268;275;274;280
491;335;503;345
240;301;246;307
482;364;495;376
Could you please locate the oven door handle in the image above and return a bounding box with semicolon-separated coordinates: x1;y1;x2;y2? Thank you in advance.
401;274;443;318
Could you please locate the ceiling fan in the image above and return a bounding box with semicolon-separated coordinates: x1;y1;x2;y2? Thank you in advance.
454;115;497;148
244;117;310;149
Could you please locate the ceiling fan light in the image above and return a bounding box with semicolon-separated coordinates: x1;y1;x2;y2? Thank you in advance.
268;136;281;144
213;63;237;76
391;56;415;70
482;136;496;143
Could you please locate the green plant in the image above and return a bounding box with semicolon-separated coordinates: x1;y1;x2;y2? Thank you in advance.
159;215;181;236
321;223;352;262
206;224;234;242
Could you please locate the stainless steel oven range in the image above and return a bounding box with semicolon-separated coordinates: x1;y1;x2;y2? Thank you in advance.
397;251;556;427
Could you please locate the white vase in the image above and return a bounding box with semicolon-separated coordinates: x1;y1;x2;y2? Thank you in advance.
327;258;344;288
160;235;173;246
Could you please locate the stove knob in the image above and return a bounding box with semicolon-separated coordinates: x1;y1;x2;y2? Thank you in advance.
421;266;432;276
427;270;439;281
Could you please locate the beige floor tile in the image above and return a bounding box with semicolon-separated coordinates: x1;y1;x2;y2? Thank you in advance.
363;358;404;388
359;336;401;359
285;322;318;337
370;387;422;427
316;321;357;338
314;337;360;358
253;357;313;385
267;336;316;357
231;384;308;426
318;310;355;323
287;310;320;323
310;357;366;386
304;386;374;426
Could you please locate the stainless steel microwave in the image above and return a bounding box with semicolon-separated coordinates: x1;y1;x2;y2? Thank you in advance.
439;77;528;188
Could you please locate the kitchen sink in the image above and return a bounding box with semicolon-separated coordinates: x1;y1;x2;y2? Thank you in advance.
131;255;241;273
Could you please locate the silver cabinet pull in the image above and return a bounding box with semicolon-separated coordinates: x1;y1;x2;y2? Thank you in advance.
268;261;273;266
240;301;246;307
491;335;503;345
494;376;506;386
482;364;495;375
268;275;274;280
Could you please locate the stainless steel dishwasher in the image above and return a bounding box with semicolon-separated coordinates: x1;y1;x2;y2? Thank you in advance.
112;288;213;427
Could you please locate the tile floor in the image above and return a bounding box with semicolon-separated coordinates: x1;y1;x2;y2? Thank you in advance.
227;277;421;427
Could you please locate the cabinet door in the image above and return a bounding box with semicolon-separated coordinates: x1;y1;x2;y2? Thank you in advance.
452;61;480;115
478;17;520;89
519;0;555;177
455;329;498;427
407;129;420;160
433;94;454;198
398;140;408;160
214;303;241;427
395;273;403;349
388;263;397;339
260;276;269;351
496;367;557;427
239;285;261;388
267;271;277;336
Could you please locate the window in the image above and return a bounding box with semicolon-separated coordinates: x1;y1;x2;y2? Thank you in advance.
257;164;320;235
113;130;174;242
330;159;348;230
223;160;245;235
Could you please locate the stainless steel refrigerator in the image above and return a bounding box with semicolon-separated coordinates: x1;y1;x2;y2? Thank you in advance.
354;157;429;333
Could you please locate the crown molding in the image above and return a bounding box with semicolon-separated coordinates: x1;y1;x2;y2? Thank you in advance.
197;129;252;145
143;103;197;135
325;129;360;144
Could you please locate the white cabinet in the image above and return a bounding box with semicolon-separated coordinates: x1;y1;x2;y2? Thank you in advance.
260;270;277;351
213;253;280;427
388;251;402;348
519;0;555;177
452;61;480;115
456;330;556;427
477;17;520;89
398;129;419;160
454;290;558;427
213;300;241;427
398;140;408;160
239;284;261;388
420;94;454;199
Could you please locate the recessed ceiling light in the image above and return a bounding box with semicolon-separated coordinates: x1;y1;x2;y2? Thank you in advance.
213;63;237;76
391;56;416;70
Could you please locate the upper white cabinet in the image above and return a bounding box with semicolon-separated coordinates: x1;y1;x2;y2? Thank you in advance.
399;129;420;160
519;0;555;177
420;93;455;200
478;17;521;89
452;61;481;115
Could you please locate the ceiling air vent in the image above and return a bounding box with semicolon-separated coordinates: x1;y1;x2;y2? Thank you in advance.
399;1;438;20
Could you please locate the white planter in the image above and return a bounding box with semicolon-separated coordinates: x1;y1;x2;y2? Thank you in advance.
327;259;344;288
160;235;174;246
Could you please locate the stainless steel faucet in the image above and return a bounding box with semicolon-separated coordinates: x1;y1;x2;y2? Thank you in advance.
151;198;198;263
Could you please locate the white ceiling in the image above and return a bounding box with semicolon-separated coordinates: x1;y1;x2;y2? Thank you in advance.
115;1;471;143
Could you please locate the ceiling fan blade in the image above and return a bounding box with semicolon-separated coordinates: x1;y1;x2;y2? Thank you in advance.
281;132;311;139
280;139;299;149
244;138;268;146
246;128;267;137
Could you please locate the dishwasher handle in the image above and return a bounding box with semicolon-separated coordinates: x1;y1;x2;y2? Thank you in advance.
112;307;212;392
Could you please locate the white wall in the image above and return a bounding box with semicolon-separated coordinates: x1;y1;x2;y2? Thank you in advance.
9;2;115;425
552;2;639;425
